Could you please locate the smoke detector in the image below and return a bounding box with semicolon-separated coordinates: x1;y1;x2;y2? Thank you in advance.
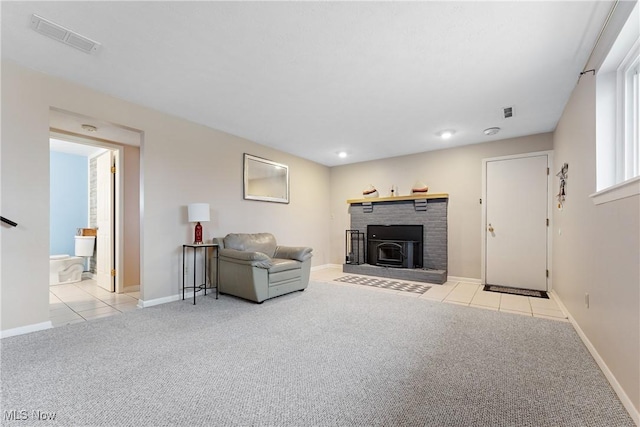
483;127;501;136
30;14;101;54
81;124;98;132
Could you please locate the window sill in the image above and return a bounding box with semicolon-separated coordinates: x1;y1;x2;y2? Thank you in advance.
590;176;640;205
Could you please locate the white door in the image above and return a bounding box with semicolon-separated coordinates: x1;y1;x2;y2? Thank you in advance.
485;155;548;291
96;151;114;292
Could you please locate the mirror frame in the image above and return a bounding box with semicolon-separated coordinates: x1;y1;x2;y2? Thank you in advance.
243;153;290;204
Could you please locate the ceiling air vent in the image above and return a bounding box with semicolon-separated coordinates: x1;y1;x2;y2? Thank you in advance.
502;106;515;119
30;14;101;54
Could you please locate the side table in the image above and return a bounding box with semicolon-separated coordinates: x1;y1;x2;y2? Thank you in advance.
182;243;219;305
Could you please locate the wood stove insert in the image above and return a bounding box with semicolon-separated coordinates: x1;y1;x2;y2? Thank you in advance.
367;225;423;268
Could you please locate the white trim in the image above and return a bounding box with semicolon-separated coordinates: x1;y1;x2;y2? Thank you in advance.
481;151;554;291
586;1;637;72
553;294;640;425
447;276;481;284
311;263;342;272
590;175;640;205
595;2;640;192
1;321;53;339
137;290;209;308
114;148;125;294
137;294;181;308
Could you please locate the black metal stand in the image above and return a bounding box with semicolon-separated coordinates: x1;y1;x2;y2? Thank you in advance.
345;230;365;265
182;244;219;305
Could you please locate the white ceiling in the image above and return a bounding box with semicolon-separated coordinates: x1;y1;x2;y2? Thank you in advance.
1;1;612;166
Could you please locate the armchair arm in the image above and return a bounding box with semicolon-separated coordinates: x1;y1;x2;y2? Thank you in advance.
219;248;273;269
274;246;313;262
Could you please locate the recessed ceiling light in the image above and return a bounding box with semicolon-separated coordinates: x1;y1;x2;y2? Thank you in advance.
483;127;501;136
337;151;348;158
438;130;455;140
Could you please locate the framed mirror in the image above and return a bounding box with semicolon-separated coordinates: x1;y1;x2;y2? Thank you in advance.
243;154;289;204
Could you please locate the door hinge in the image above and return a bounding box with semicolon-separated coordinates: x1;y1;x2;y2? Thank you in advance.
546;218;549;226
547;167;550;175
546;269;549;278
111;269;116;277
111;165;116;173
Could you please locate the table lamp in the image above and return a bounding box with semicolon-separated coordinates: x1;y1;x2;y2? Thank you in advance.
187;203;210;244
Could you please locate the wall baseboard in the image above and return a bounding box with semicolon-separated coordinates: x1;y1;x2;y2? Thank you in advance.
1;321;53;339
137;294;180;308
553;294;640;426
311;263;342;271
447;275;482;284
137;290;209;308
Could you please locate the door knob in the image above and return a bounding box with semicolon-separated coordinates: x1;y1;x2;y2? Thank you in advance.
488;223;494;233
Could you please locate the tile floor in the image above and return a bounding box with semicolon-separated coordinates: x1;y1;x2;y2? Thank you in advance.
49;279;139;327
311;266;568;321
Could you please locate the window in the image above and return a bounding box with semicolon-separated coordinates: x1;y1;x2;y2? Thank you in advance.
593;2;639;204
621;51;639;180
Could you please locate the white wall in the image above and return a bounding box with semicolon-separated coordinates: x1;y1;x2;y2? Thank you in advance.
1;62;51;332
329;133;554;278
1;60;331;331
553;72;640;417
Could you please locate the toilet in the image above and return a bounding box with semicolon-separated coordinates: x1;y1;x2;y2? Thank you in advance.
49;236;96;286
49;255;84;285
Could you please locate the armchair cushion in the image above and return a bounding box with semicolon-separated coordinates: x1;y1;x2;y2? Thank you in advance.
223;233;277;258
268;258;301;274
219;248;273;269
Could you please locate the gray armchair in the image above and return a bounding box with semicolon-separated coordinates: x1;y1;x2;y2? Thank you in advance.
213;233;312;303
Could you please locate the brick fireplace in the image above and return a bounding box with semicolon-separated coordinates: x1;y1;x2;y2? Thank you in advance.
344;194;448;284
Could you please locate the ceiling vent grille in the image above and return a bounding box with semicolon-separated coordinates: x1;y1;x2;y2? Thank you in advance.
502;106;515;119
30;14;101;54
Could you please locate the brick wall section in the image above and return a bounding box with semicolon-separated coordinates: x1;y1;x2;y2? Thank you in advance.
348;198;448;271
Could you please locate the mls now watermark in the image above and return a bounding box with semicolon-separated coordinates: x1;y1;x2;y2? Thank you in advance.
3;410;57;421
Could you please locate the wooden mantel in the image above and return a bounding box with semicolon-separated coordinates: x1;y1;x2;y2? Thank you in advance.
347;193;449;205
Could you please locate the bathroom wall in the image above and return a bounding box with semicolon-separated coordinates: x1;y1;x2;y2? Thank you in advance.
50;151;88;256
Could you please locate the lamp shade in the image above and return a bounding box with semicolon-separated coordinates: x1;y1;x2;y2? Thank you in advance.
187;203;210;223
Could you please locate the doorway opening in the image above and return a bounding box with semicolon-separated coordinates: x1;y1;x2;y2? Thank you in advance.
48;108;142;326
50;136;117;291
